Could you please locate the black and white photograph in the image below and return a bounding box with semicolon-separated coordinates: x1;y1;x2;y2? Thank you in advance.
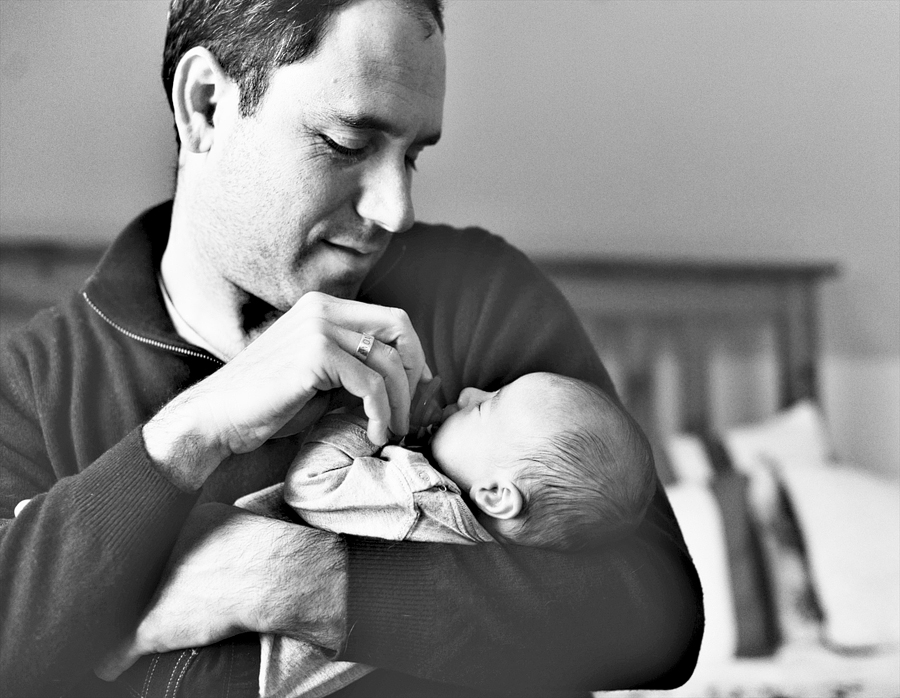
1;1;897;697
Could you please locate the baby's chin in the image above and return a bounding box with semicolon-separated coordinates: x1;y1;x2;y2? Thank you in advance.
427;425;450;466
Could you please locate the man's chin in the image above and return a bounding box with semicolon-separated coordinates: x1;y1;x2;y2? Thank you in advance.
293;269;369;301
314;279;365;301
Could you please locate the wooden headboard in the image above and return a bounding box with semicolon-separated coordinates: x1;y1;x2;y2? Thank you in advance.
537;257;838;474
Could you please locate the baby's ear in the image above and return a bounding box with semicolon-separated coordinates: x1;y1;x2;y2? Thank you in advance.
471;480;523;520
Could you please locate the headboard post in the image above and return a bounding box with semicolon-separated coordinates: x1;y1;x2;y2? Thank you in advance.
776;279;823;407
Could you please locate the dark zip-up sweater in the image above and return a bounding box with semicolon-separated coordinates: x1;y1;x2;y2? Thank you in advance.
0;202;703;697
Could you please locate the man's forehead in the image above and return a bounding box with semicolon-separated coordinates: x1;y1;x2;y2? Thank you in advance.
270;1;445;138
318;0;445;84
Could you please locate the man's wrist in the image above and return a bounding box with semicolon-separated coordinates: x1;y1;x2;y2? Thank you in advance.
260;523;349;652
142;397;229;492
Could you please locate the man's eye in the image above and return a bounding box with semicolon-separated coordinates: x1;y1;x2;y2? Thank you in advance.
320;135;366;159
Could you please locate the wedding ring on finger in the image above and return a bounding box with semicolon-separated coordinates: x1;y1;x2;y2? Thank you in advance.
355;333;375;362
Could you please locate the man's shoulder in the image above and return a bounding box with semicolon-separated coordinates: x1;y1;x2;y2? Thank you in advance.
370;221;536;288
0;292;96;409
2;292;89;364
398;221;520;259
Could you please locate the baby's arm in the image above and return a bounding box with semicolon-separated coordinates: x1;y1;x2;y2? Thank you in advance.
283;412;423;540
284;412;492;544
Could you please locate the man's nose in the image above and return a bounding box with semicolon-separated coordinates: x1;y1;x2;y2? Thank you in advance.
356;158;415;234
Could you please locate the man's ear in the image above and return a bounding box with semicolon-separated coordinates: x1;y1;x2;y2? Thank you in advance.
471;480;523;520
171;47;232;154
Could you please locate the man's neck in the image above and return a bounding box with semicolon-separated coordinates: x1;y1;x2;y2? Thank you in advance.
161;211;252;361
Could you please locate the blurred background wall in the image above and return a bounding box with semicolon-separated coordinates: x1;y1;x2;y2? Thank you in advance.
1;0;897;474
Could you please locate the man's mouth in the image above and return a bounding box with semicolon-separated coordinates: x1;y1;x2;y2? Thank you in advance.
323;239;383;257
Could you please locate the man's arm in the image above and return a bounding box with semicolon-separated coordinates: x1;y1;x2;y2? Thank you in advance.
0;365;197;696
340;488;702;693
0;289;429;695
95;503;348;680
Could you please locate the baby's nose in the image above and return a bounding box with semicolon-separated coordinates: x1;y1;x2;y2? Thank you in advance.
457;387;491;410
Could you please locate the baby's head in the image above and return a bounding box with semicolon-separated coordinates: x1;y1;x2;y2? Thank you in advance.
430;372;656;550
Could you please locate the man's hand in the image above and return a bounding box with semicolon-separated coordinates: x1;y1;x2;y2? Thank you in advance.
144;291;432;490
95;503;347;681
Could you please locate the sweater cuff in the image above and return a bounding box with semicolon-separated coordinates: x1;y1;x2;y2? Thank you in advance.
68;425;197;552
339;535;442;669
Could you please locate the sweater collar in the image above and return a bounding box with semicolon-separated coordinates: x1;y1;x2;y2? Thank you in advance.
82;201;185;348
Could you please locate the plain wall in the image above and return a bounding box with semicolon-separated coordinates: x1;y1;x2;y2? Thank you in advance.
1;0;897;473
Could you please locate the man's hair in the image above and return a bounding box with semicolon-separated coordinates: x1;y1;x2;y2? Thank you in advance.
161;0;444;119
506;377;657;551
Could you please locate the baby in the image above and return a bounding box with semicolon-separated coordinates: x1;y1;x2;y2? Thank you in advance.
251;371;657;698
284;371;655;550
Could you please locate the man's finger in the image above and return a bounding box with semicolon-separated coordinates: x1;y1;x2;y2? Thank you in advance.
94;642;140;682
335;327;411;435
323;351;393;445
296;293;430;397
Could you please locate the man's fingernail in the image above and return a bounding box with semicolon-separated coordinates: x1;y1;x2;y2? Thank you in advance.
371;425;389;446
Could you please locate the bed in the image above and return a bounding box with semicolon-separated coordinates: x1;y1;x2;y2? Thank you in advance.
2;244;898;697
538;257;900;698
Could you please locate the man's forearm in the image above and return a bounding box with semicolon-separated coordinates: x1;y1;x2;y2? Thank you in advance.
0;428;197;695
253;515;349;652
336;489;703;692
98;502;349;678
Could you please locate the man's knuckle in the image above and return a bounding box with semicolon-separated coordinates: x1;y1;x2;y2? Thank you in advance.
301;316;328;336
381;343;399;362
305;332;331;358
362;372;383;394
390;306;411;326
299;291;328;314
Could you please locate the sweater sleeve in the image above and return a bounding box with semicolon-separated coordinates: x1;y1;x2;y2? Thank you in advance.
337;232;704;694
0;322;198;697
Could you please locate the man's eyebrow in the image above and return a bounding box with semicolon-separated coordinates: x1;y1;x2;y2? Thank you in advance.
329;111;441;147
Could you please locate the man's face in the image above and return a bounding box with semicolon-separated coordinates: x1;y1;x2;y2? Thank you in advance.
191;0;446;309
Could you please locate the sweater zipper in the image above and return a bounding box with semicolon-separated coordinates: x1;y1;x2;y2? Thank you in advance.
82;291;225;366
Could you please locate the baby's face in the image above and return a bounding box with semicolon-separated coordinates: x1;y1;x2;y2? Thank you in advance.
430;373;560;493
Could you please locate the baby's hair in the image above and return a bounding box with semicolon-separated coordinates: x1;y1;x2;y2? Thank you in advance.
505;375;656;551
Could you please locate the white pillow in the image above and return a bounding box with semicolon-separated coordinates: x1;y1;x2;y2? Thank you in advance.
777;464;900;649
666;483;738;662
723;400;833;476
665;433;714;485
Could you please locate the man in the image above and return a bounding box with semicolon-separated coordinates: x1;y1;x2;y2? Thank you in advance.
0;0;704;696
